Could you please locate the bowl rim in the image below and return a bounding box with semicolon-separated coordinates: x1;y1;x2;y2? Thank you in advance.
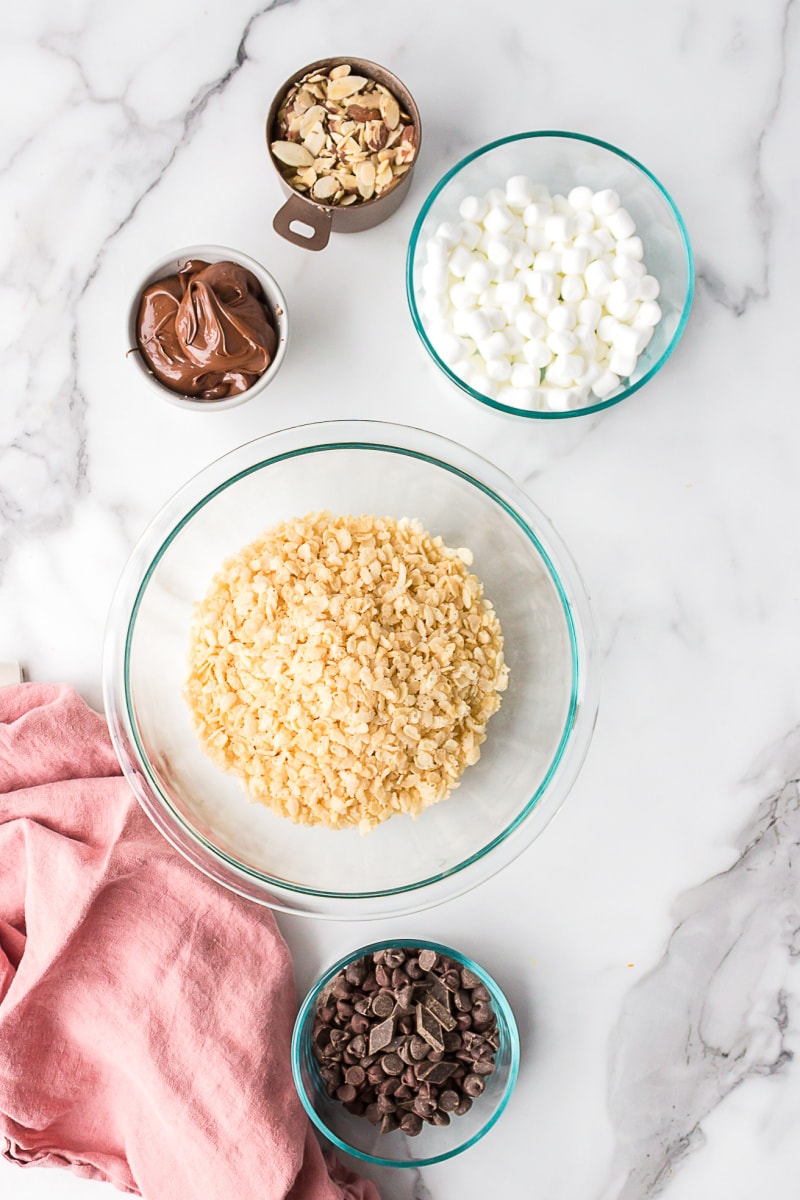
103;419;599;917
127;243;290;411
405;129;695;420
291;938;521;1167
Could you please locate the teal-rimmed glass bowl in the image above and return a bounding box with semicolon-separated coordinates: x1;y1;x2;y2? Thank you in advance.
102;420;598;919
406;131;694;419
292;939;520;1166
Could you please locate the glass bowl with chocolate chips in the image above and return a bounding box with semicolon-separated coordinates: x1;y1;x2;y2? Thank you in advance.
292;941;519;1167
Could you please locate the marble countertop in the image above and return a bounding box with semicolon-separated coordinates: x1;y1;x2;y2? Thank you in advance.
3;1;800;1197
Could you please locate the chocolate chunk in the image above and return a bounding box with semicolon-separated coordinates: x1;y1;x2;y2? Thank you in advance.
416;1059;458;1084
442;969;462;992
418;948;438;972
368;1016;395;1056
421;992;457;1032
416;1003;445;1053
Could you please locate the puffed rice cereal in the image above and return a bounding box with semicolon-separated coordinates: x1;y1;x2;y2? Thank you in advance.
183;512;509;832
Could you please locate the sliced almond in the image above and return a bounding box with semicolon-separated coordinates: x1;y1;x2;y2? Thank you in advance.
272;140;315;167
312;175;340;200
303;127;326;157
366;120;389;151
337;172;359;191
347;102;382;123
296;166;318;187
299;104;328;136
329;63;351;80
327;75;368;101
379;90;400;130
340;193;358;206
375;160;394;192
294;88;315;114
356;159;376;199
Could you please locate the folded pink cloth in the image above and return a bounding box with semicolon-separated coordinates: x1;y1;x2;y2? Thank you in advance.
0;683;379;1200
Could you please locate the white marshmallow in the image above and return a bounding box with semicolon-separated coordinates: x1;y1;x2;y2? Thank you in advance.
636;325;654;351
561;274;586;304
510;362;540;389
452;309;475;337
512;242;534;270
638;274;661;301
495;279;526;308
471;372;497;399
594;227;615;252
502;304;524;328
546;353;584;386
460;221;483;251
608;348;637;377
421;292;449;320
477;331;510;361
568;185;594;211
523;270;556;299
607;278;638;307
504;328;525;356
522;200;553;227
464;261;493;295
616;235;644;261
448;244;478;278
516;309;546;340
574;325;597;356
507;219;526;241
636;299;663;326
459;194;488;223
546;330;578;356
605;207;637;240
485;187;507;207
591;188;620;217
591;368;621;399
505;175;536;209
449;281;476;310
524;226;549;252
482;306;507;331
477;230;493;256
432;331;468;364
533;295;558;317
613;256;646;282
461;310;493;342
487;235;514;266
544;213;576;243
533;250;559;274
597;315;619;343
435;221;464;247
497;383;535;408
605;292;639;321
547;303;577;332
552;193;571;214
574;210;596;235
422;263;449;295
426;236;449;267
486;357;512;382
491;262;515;284
575;359;603;389
574;232;604;261
561;245;588;275
584;259;613;297
484;204;515;234
539;386;570;412
577;297;602;329
610;322;647;356
522;339;552;368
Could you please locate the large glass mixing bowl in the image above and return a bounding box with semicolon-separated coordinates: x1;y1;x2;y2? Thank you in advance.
102;421;599;918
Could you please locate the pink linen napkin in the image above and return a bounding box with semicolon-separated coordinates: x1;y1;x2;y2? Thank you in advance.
0;682;379;1200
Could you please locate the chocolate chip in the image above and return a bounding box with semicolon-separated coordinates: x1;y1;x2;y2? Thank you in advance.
381;1053;404;1076
400;1111;423;1136
409;1035;429;1060
375;964;391;988
345;960;367;987
418;949;438;972
376;1094;396;1115
345;1065;366;1088
405;956;424;979
371;991;395;1019
431;1110;450;1126
380;1112;399;1134
454;1094;473;1117
438;1089;460;1112
383;948;406;968
471;1002;494;1029
336;1083;357;1102
460;967;481;989
472;1059;496;1076
462;1073;485;1097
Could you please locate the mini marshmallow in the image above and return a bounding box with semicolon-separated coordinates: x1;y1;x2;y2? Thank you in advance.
546;329;578;356
421;292;449;320
459;194;489;223
547;303;577;332
523;201;553;227
477;230;494;256
574;232;604;261
477;330;510;361
591;189;620;217
597;315;619;343
533;295;558;317
585;259;614;297
575;359;603;389
539;386;570;413
426;236;449;267
605;292;639;322
594;227;615;252
636;325;654;351
525;227;550;251
616;235;644;261
464;260;493;295
448;244;478;278
504;327;525;356
449;281;476;310
605;207;637;240
471;372;497;399
533;250;559;274
574;210;596;235
505;216;524;237
607;278;638;307
516;309;546;340
524;270;556;300
591;368;621;399
567;185;594;211
561;275;586;304
505;175;536;209
636;299;662;326
561;245;588;275
512;242;534;270
522;338;552;368
497;383;536;408
552;194;571;214
638;274;661;301
610;322;647;356
496;279;526;307
422;263;450;295
608;348;637;377
461;310;493;342
435;221;464;247
452;309;475;337
501;304;524;328
546;353;584;386
544;213;576;243
486;357;512;382
612;255;646;282
433;331;468;365
487;235;514;265
491;262;515;285
510;362;540;389
482;306;507;331
577;297;602;329
460;220;483;251
484;204;515;234
484;187;507;208
574;325;598;356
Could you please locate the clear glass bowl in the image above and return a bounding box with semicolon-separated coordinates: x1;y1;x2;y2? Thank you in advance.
406;131;694;419
102;420;599;918
292;939;520;1167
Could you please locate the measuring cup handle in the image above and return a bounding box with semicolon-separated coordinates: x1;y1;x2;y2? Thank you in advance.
273;194;332;250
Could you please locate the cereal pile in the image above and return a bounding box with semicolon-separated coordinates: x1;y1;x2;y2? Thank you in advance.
184;512;508;832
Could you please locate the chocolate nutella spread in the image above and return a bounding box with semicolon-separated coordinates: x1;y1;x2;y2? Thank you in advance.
136;260;277;399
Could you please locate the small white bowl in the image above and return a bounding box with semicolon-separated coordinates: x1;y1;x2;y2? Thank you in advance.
128;244;289;411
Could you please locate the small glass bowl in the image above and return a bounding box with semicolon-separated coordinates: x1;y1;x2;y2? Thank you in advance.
292;939;520;1167
406;131;694;419
102;420;599;919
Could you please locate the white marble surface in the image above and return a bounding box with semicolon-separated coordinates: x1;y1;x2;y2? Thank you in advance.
2;0;800;1197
